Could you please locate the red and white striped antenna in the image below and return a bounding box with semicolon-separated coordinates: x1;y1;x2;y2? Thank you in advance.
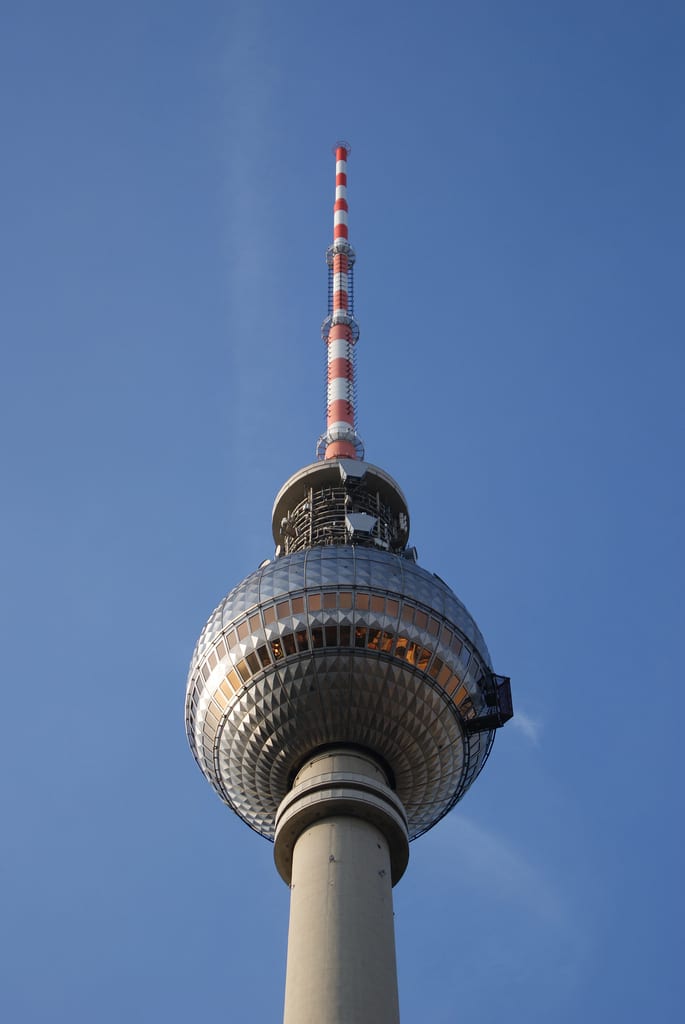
317;142;364;461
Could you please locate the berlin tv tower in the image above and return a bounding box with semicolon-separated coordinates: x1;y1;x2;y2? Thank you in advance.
185;144;513;1024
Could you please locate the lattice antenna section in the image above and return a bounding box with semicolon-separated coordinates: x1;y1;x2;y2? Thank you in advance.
317;142;364;461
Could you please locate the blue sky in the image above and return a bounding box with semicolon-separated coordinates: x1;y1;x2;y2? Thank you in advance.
2;2;683;1021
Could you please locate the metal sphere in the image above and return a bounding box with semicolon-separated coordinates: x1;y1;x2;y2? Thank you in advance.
185;545;500;841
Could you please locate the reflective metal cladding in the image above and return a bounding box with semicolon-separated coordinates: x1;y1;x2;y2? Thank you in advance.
185;538;512;841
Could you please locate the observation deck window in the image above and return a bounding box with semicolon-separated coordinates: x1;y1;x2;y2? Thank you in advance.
257;644;271;668
295;629;309;652
270;639;284;660
311;627;324;649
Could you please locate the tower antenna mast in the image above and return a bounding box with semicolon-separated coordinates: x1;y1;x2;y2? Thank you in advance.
318;141;364;460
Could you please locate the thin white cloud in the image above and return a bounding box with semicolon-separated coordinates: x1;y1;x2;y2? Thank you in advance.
415;814;593;1003
447;814;565;927
510;707;543;745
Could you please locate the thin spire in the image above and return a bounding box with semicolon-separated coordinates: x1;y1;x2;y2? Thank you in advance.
317;142;364;461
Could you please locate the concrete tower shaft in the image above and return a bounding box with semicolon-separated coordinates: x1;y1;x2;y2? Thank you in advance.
276;749;407;1024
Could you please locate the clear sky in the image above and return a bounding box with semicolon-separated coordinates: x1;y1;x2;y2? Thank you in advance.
2;2;683;1021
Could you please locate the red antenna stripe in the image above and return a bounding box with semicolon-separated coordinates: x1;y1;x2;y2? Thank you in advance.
328;325;352;341
328;358;353;380
327;399;355;423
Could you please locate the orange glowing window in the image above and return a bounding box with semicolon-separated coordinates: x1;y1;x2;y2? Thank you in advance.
356;593;370;610
367;629;381;650
270;639;284;660
308;594;322;611
355;627;367;647
438;665;452;687
416;647;431;671
429;656;443;679
380;631;394;653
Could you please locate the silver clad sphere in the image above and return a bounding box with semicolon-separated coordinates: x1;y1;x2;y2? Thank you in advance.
186;546;498;840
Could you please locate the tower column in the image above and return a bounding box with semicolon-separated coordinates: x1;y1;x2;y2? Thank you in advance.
274;749;409;1024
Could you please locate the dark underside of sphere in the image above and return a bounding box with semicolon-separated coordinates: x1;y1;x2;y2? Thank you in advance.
186;546;503;841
